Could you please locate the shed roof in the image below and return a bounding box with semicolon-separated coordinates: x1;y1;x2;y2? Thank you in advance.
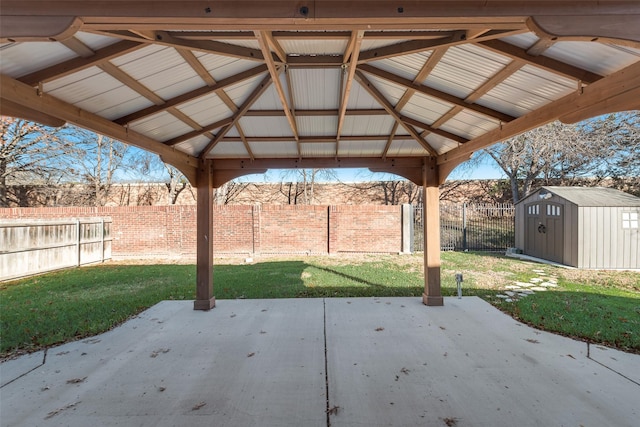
1;2;640;184
534;186;640;207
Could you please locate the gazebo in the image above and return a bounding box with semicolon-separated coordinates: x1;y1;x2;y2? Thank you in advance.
1;1;639;309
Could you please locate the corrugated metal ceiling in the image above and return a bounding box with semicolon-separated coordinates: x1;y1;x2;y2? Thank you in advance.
1;17;638;173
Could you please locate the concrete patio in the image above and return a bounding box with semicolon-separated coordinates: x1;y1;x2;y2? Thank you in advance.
1;297;638;426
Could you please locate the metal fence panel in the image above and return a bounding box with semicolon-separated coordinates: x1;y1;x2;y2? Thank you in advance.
414;203;514;252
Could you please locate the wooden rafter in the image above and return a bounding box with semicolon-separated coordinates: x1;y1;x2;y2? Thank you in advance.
438;60;640;167
382;122;400;160
336;30;364;155
18;40;144;87
359;64;515;123
478;39;602;84
357;29;522;64
431;60;524;129
92;29;270;63
394;47;448;112
114;65;268;125
220;135;416;143
243;109;388;117
199;71;276;158
354;70;439;157
255;31;299;143
0;74;198;182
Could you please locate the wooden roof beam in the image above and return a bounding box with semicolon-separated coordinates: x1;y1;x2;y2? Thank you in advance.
93;29;270;63
438;60;640;167
358;29;522;63
360;64;515;123
394;47;448;112
1;74;198;182
18;40;144;87
199;71;276;158
255;31;299;144
431;60;524;129
354;70;439;157
477;39;603;84
114;64;267;125
336;30;364;155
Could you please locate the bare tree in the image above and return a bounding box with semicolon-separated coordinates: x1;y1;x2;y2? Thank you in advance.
481;120;603;202
277;169;337;204
0;117;77;207
214;180;251;205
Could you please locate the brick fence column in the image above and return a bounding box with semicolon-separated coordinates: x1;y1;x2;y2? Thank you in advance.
252;204;261;255
328;205;338;254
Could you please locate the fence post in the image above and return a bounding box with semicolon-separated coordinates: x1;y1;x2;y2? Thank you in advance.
76;219;81;266
462;203;467;251
401;204;413;254
100;218;105;263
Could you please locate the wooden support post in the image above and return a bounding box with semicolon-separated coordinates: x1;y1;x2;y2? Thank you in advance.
422;157;444;306
194;159;216;310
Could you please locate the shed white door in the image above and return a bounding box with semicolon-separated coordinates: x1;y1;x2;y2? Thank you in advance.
524;202;564;263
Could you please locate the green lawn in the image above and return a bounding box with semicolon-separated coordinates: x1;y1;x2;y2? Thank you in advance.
1;253;638;357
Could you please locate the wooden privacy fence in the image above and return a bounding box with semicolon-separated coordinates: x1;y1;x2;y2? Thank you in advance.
0;218;112;281
414;203;515;252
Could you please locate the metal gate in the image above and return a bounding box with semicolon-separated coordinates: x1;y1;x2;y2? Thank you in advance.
414;203;515;252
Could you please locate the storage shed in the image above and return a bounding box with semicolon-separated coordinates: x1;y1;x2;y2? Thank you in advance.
515;187;640;269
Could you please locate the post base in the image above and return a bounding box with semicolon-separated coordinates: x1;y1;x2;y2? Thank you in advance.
422;293;444;306
194;297;216;310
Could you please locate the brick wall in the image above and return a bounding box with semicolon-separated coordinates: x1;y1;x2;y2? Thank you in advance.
1;205;403;258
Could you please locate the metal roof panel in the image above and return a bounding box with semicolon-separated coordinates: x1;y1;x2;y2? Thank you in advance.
0;42;77;78
298;116;338;137
249;140;299;158
129;111;195;142
176;93;230;126
239;116;294;137
290;68;340;110
338;140;386;157
342;115;396;136
193;52;258;81
300;143;336;157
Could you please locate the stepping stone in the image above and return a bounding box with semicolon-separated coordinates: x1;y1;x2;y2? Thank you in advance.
505;298;513;302
496;294;509;299
505;291;516;296
519;289;534;295
530;286;547;291
532;269;545;273
505;285;522;290
517;293;529;297
539;282;559;287
515;282;532;287
530;278;544;283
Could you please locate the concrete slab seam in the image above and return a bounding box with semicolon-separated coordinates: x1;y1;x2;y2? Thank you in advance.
0;349;47;388
587;343;640;387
